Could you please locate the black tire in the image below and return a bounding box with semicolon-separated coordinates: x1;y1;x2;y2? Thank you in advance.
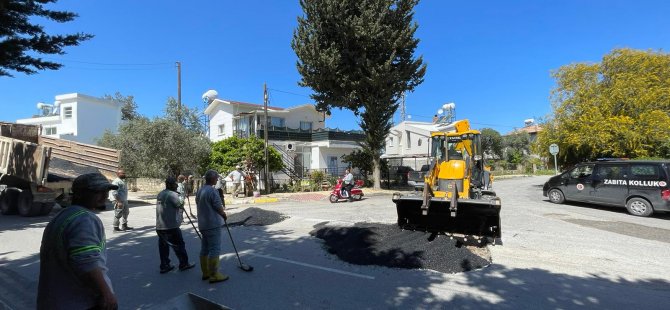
548;189;565;204
329;194;338;203
626;197;653;217
17;190;40;217
39;202;55;216
352;194;362;201
0;188;20;215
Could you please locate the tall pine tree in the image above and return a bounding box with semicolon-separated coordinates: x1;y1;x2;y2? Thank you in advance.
292;0;426;189
0;0;92;77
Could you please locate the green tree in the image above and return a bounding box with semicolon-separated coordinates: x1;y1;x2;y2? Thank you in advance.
480;128;504;159
104;92;141;121
97;118;211;178
292;0;426;189
164;97;205;135
503;131;531;164
0;0;93;77
536;48;670;164
340;148;388;180
208;136;283;176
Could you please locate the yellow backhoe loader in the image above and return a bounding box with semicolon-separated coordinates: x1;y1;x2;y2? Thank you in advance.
392;119;502;246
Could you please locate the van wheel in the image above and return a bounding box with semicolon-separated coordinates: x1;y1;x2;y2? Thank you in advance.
626;198;653;217
548;189;565;204
0;188;20;215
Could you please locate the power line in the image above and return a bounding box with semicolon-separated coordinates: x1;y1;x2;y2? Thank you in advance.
41;57;173;66
267;88;311;98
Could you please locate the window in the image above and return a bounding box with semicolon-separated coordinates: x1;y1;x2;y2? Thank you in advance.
300;121;312;131
270;117;285;127
45;127;57;135
631;164;659;179
418;139;422;147
406;131;411;149
570;164;593;179
596;165;626;179
388;137;394;147
218;124;225;136
63;107;72;119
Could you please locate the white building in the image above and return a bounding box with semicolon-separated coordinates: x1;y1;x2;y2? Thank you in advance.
204;97;365;181
16;93;122;145
382;120;456;170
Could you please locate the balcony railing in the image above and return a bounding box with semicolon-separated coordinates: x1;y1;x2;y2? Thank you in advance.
234;127;365;143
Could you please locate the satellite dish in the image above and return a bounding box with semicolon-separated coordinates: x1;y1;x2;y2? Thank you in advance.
524;118;535;126
36;102;47;109
202;90;218;104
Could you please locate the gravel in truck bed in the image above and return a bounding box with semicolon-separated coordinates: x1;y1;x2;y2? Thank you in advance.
48;157;104;179
311;222;491;273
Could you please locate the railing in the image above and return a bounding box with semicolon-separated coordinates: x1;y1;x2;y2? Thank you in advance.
235;127;365;143
271;142;301;181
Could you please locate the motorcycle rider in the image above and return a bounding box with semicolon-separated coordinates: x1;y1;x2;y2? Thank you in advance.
342;169;354;202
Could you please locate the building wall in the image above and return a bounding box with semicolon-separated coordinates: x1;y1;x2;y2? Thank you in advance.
74;99;121;144
16;94;121;145
384;122;433;157
209;105;235;142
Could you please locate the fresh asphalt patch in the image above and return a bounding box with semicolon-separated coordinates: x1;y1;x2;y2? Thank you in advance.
227;207;288;227
310;222;491;273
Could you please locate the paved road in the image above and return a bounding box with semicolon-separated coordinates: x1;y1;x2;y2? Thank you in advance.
1;176;669;309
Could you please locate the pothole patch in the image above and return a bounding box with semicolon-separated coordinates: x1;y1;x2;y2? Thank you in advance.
310;222;491;273
227;207;288;227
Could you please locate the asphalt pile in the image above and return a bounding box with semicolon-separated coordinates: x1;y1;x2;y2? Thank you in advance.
227;207;288;227
310;222;491;273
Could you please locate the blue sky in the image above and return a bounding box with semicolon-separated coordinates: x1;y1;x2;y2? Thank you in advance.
1;0;669;134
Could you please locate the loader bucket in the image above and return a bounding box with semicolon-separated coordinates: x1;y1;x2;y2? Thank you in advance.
393;195;501;245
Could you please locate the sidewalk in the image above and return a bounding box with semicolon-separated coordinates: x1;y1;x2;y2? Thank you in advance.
128;187;400;206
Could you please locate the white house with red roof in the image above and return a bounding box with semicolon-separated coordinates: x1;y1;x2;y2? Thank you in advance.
203;95;365;182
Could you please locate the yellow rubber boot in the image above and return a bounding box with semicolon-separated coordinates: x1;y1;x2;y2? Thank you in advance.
208;257;229;283
199;256;209;281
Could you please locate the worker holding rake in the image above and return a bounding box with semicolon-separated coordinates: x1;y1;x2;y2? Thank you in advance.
195;170;229;283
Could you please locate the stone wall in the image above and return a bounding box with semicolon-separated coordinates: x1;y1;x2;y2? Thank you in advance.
127;178;164;193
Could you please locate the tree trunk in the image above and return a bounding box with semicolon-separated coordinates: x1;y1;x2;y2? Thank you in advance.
372;156;381;190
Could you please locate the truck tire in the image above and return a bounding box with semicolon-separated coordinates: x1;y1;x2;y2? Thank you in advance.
17;190;41;217
626;197;654;217
0;188;20;215
39;202;55;216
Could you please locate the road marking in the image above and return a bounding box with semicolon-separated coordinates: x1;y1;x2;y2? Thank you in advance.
247;253;375;280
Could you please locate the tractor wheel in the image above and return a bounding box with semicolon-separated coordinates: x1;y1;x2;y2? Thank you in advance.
329;194;338;203
17;190;41;217
0;188;20;215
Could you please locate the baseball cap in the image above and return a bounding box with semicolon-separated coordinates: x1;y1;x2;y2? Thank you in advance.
72;173;119;193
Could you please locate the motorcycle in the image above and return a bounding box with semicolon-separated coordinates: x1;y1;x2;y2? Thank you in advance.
329;179;364;203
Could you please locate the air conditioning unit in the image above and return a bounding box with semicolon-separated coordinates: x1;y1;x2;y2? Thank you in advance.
286;142;297;152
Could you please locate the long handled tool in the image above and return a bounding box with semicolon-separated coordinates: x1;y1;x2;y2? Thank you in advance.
223;219;254;272
185;195;197;219
184;210;201;239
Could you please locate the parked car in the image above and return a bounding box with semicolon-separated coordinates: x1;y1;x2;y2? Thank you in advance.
543;160;670;216
407;164;431;190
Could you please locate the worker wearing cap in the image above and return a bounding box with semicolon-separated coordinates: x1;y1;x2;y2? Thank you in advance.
156;177;195;273
37;173;118;310
226;165;246;198
196;169;229;283
110;169;133;232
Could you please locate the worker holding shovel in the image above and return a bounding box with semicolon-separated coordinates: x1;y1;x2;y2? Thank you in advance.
195;170;229;283
155;177;196;274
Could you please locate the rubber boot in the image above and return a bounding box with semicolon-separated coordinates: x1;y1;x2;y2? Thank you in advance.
199;256;209;281
207;257;229;283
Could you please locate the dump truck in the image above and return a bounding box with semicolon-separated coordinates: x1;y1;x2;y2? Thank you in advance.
0;122;60;216
392;119;502;246
0;122;120;217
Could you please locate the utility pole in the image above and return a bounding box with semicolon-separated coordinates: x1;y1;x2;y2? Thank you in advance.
176;61;182;125
263;83;270;194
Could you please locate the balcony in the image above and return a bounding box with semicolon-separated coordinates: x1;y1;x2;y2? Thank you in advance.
234;127;365;143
